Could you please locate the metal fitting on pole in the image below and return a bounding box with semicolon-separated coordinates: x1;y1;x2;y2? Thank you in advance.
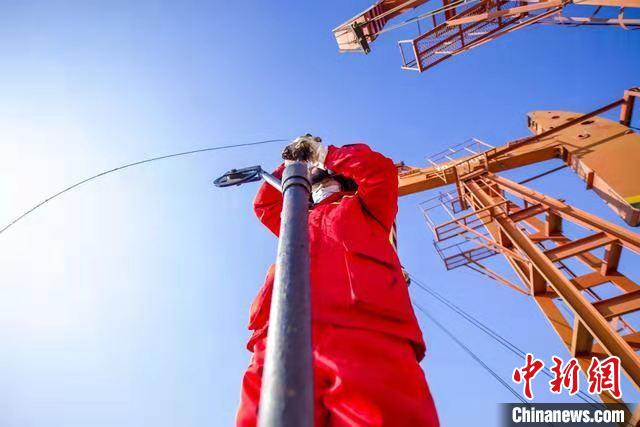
258;160;314;427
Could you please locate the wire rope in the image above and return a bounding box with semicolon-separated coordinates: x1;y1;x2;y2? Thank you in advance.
408;273;606;408
413;301;529;404
0;138;289;236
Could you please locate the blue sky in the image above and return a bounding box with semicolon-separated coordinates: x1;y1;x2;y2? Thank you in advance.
0;1;639;426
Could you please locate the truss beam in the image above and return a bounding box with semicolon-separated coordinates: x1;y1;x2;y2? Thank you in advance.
336;0;640;72
462;176;640;395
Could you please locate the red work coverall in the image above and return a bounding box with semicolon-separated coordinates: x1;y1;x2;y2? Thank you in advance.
237;144;439;426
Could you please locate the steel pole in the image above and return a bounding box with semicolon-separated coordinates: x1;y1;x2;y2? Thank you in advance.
259;169;283;191
258;161;314;427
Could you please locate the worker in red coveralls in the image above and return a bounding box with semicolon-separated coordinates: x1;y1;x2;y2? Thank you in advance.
236;135;439;427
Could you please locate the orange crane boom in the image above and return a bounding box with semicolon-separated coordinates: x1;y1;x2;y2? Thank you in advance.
400;88;640;420
334;0;640;72
333;0;429;53
398;88;640;226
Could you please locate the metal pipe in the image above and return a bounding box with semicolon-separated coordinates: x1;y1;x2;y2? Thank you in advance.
260;170;283;192
258;161;314;427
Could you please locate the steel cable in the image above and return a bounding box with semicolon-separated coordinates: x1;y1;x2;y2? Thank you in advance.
0;138;289;236
412;301;529;404
408;273;607;409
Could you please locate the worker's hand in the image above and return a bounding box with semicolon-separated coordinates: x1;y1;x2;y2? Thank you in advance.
282;134;327;167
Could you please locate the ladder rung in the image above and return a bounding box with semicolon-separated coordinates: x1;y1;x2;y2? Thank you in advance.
593;289;640;320
569;271;639;293
571;271;612;290
528;233;567;242
509;204;547;222
544;232;617;263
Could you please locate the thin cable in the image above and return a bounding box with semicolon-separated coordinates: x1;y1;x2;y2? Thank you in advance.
410;274;527;358
410;273;603;407
409;273;605;408
413;302;528;404
0;138;288;236
517;165;568;185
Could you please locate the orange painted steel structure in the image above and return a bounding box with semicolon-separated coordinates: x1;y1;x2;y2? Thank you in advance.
398;89;640;412
399;87;640;225
333;0;640;72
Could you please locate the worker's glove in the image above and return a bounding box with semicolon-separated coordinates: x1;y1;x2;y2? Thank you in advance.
282;134;327;168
